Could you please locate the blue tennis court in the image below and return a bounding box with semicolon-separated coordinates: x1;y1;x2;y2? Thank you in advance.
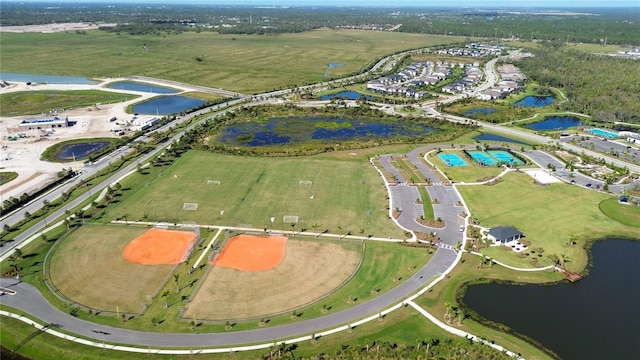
438;153;467;167
467;151;497;166
588;128;619;139
487;151;524;166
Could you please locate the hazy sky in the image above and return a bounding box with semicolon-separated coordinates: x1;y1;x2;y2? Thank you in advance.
7;0;640;7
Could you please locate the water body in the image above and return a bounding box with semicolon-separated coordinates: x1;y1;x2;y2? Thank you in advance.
514;96;554;108
218;117;435;146
319;91;372;101
55;141;111;161
106;81;179;94
525;116;584;131
323;62;344;76
0;72;97;84
464;107;498;116
473;133;529;145
463;239;640;360
132;96;206;115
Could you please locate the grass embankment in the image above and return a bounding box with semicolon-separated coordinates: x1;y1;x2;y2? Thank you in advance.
599;198;640;228
40;138;119;162
0;30;465;94
0;90;137;117
0;171;18;186
458;172;640;271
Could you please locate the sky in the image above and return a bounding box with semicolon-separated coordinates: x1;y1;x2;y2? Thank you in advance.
7;0;640;7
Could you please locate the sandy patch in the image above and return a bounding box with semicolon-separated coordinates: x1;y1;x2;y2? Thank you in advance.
521;169;562;184
212;235;287;271
122;228;197;265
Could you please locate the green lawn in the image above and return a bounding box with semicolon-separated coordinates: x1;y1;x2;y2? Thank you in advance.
0;30;465;94
103;150;404;238
599;198;640;227
458;172;640;271
0;171;18;186
0;90;137;117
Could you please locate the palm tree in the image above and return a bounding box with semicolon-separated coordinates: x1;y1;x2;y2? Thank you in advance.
173;274;180;292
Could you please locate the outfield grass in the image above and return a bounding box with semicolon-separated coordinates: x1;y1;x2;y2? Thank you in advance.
103;150;404;239
0;90;137;117
48;225;176;313
0;30;465;94
457;172;640;272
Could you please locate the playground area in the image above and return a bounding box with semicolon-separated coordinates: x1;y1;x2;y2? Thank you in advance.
212;234;287;271
184;238;362;320
122;228;198;265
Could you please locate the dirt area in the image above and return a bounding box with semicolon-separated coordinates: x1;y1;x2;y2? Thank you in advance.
122;228;197;265
0;22;116;33
0;78;188;201
212;235;287;271
185;239;361;320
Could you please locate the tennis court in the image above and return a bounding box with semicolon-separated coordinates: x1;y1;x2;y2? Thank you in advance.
467;150;497;166
438;153;467;167
487;151;524;166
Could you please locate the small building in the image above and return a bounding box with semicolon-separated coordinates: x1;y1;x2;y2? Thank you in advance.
488;226;523;244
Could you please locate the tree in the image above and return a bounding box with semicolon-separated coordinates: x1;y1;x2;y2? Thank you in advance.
173;273;180;292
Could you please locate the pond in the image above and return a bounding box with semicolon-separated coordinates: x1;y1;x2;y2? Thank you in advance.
319;91;372;101
464;107;498;116
217;116;436;146
463;239;640;360
54;141;111;161
324;62;344;76
473;133;529;145
514;96;554;108
132;96;206;115
524;116;584;131
106;81;179;94
0;72;97;84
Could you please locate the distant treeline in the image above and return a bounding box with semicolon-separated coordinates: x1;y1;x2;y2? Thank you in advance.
1;3;638;45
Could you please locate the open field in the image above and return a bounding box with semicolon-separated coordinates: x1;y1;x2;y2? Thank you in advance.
0;90;136;117
104;150;403;238
0;30;465;94
458;172;640;271
599;198;640;227
48;225;176;313
185;238;361;320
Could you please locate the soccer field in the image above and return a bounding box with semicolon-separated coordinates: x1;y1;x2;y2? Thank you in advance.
106;150;403;238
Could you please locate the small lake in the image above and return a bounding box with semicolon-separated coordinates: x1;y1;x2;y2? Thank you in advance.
319;91;372;101
0;72;97;84
524;116;584;131
514;96;554;107
464;107;498;116
106;81;179;94
473;133;529;145
218;116;435;146
132;96;206;115
324;62;344;76
463;239;640;360
55;141;111;161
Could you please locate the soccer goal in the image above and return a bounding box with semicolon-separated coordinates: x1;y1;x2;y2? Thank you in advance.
183;202;198;210
207;180;221;185
283;215;299;224
298;180;313;185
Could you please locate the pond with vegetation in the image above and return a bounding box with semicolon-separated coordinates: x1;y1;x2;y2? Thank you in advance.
464;107;498;116
54;141;112;161
319;91;372;101
217;116;436;146
473;133;529;145
463;239;640;360
524;116;585;131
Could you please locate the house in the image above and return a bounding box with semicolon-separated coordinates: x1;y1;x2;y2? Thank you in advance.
488;226;523;244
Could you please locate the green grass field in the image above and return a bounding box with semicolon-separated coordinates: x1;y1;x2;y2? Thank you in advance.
0;171;18;186
104;150;404;238
0;30;465;94
458;172;640;271
0;90;137;117
599;198;640;227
